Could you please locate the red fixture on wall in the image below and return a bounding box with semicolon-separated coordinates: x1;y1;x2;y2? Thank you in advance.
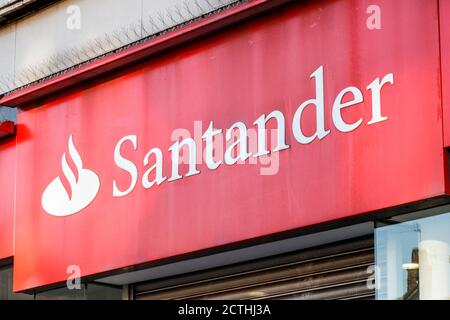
0;106;16;139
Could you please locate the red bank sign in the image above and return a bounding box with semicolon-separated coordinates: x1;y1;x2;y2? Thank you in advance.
13;0;446;290
41;65;394;217
0;138;15;260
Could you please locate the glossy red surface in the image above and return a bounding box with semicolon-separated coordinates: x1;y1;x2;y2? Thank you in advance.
0;137;15;260
441;0;450;147
13;0;446;291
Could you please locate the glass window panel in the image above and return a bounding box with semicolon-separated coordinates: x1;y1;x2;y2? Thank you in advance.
375;212;450;300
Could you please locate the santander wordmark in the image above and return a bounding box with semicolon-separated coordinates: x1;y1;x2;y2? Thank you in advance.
112;66;394;197
42;65;394;216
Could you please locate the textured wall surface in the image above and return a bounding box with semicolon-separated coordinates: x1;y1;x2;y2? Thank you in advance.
0;0;239;95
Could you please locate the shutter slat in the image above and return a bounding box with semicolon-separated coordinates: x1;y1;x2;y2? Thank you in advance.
134;236;374;300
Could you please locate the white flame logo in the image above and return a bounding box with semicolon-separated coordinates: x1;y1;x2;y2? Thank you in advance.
41;135;100;217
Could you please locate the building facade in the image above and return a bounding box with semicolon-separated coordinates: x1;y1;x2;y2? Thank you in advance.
1;0;450;300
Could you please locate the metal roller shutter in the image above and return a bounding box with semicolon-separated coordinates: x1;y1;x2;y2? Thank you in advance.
133;236;374;300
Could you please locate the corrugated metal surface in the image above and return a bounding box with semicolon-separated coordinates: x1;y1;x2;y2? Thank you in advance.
133;236;375;300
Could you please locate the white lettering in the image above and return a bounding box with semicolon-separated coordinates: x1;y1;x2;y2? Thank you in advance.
292;65;330;144
113;135;138;197
367;73;394;124
110;67;395;197
142;147;166;188
168;137;200;181
332;86;364;132
224;122;251;165
202;121;222;170
253;110;290;157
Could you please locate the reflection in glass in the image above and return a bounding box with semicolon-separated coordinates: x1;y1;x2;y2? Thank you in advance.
402;247;419;300
375;212;450;300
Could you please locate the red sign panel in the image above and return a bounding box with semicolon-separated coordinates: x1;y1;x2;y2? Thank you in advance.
0;137;15;260
441;0;450;147
14;0;445;291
